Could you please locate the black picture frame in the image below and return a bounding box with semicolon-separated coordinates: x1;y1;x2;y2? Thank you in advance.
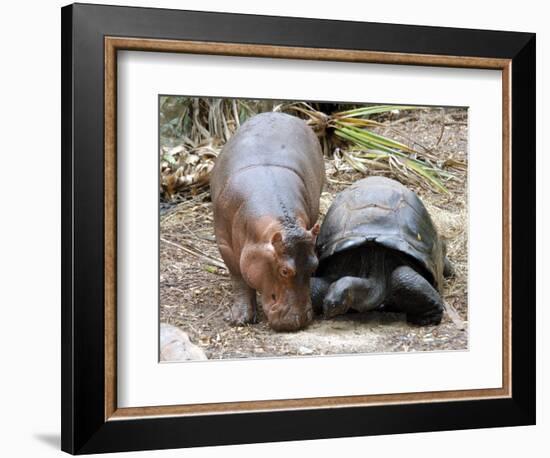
61;3;536;454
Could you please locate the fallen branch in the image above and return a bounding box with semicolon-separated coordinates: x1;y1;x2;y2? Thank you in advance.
444;302;466;331
202;291;230;322
160;237;227;270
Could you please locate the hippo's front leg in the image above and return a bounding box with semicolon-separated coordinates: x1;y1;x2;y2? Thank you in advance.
229;274;258;325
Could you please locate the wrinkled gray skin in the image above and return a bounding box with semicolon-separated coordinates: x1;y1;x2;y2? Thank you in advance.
311;177;453;325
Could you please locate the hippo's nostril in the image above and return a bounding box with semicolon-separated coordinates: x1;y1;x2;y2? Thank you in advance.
272;294;276;301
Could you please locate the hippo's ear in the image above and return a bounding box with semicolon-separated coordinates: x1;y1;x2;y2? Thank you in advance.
271;231;285;254
309;223;320;242
311;223;320;237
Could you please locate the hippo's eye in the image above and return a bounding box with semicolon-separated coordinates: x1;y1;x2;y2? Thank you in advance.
279;266;295;278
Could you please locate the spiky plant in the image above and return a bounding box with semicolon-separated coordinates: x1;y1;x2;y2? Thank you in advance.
160;97;463;198
285;103;457;193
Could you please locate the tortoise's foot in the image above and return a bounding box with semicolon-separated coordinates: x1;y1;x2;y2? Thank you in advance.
407;309;443;326
389;265;444;327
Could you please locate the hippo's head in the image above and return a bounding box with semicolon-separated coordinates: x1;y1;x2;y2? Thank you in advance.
241;221;320;332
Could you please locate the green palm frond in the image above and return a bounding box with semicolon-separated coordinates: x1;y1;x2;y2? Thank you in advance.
288;103;453;193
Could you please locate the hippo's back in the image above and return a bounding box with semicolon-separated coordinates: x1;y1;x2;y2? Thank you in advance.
211;112;324;204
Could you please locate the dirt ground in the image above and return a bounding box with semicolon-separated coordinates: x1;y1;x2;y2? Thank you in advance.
160;108;468;360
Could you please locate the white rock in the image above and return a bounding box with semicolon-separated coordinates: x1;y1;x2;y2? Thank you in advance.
298;346;314;355
160;323;208;362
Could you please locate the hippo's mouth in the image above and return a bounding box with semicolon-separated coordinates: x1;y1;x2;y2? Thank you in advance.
265;302;313;332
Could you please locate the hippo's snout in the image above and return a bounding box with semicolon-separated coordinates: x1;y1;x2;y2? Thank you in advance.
267;302;313;332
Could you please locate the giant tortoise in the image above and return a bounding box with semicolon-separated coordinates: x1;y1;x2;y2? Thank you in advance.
311;176;453;325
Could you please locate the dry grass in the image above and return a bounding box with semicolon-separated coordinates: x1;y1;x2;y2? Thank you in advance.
159;106;469;359
160;99;464;200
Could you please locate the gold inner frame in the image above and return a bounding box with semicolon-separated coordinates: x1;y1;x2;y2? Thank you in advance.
104;37;512;421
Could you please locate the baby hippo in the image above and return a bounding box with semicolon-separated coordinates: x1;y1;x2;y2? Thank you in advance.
210;112;325;331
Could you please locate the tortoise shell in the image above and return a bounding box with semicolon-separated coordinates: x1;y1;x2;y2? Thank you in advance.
316;176;445;290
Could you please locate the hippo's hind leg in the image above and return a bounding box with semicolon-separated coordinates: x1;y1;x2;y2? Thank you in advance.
229;274;257;325
389;266;444;326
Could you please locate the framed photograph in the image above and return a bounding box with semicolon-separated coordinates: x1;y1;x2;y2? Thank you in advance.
61;3;536;454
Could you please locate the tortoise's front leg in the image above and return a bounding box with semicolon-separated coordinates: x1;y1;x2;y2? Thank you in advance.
388;266;444;325
310;277;333;315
